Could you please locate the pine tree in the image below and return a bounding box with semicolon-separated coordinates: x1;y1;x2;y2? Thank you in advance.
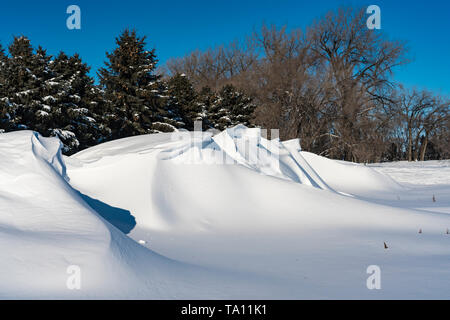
206;84;256;131
197;86;218;130
165;73;202;131
146;79;179;133
0;36;108;154
0;44;10;132
31;46;54;134
45;52;109;154
98;29;168;139
2;36;39;130
0;37;56;133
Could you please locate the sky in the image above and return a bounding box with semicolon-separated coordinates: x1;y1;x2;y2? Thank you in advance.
0;0;449;94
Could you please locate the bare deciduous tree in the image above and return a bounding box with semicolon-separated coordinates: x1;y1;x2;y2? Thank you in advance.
165;6;449;163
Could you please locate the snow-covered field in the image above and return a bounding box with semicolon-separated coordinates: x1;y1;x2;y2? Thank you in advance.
1;127;449;299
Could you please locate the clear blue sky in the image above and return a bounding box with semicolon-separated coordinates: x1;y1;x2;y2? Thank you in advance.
0;0;449;94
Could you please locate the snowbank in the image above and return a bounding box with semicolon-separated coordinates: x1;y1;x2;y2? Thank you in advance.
1;127;450;299
300;151;404;196
0;131;280;299
66;126;450;299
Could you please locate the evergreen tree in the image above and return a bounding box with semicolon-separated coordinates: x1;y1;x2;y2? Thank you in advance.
0;37;53;132
206;84;256;131
165;73;202;131
197;86;218;130
98;29;170;139
45;52;109;154
0;44;10;132
31;46;54;134
0;36;108;154
146;79;179;133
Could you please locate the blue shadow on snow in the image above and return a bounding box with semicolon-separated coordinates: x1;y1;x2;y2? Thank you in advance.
79;192;136;234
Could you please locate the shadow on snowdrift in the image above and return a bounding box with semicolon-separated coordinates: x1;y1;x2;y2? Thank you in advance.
78;192;136;234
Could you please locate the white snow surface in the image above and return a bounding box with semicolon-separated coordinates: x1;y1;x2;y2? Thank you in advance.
1;127;450;299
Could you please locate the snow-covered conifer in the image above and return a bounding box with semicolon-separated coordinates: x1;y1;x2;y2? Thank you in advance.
164;73;202;131
206;84;256;131
98;29;166;138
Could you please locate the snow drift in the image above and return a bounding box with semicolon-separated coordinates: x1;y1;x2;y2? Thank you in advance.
67;126;450;299
0;131;284;299
166;125;335;191
1;127;450;299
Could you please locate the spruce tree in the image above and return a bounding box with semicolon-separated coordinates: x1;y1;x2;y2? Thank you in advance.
197;86;218;130
165;73;202;131
0;44;10;132
0;36;108;154
31;46;54;134
98;29;168;139
206;84;256;131
45;52;109;154
3;36;41;130
0;38;55;134
146;79;179;133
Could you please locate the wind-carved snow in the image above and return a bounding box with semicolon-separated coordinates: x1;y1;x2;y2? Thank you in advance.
1;127;450;299
160;125;335;191
0;130;281;299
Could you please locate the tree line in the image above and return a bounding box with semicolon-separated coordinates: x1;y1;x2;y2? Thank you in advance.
167;7;449;162
0;31;255;155
1;7;449;161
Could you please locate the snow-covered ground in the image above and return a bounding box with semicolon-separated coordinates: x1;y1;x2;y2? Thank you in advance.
1;127;449;299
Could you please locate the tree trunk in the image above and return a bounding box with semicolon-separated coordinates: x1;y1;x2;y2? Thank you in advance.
407;127;413;162
420;135;428;161
413;136;420;161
